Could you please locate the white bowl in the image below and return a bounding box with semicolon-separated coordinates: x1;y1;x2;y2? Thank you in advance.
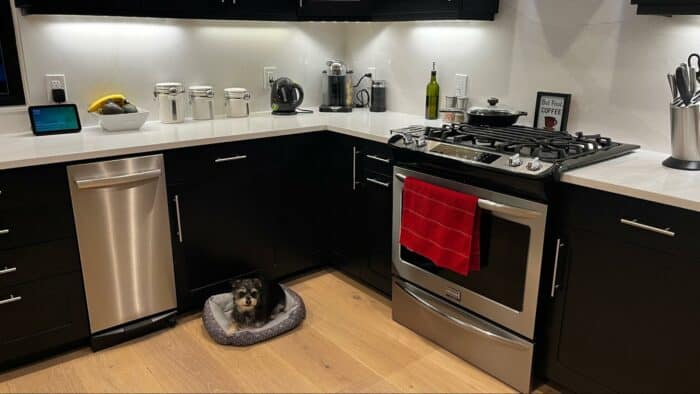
93;109;150;132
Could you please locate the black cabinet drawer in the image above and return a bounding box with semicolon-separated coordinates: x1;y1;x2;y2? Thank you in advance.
360;141;393;176
0;204;75;250
0;165;71;210
0;239;81;289
0;273;89;366
164;139;275;185
560;185;700;257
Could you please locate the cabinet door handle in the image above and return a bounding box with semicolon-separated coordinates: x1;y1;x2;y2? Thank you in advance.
215;155;248;163
299;0;303;7
366;177;391;188
366;154;391;164
0;295;21;306
0;229;9;236
174;195;184;243
0;267;17;276
352;146;360;191
620;219;675;237
550;239;564;298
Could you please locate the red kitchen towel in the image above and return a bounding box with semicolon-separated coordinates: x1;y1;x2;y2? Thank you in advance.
400;177;481;276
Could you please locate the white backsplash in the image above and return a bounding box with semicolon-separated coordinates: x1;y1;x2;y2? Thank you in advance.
345;0;700;153
3;0;700;153
2;12;346;132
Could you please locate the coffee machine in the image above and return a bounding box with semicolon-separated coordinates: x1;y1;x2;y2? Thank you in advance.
320;60;353;113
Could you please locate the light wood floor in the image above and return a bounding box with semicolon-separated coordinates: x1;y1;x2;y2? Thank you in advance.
0;270;520;393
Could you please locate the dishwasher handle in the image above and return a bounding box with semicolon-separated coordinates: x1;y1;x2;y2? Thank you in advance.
75;169;163;190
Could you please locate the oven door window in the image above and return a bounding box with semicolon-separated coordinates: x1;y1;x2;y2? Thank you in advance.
0;1;26;106
400;210;531;311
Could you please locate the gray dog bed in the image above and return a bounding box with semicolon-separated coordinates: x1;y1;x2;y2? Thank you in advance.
202;285;306;346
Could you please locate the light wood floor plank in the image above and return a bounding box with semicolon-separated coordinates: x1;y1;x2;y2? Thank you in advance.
0;269;523;393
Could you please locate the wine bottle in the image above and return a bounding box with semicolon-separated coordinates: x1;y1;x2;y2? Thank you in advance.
425;62;440;120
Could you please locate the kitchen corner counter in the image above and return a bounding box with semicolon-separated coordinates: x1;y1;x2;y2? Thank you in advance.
0;110;440;171
560;150;700;213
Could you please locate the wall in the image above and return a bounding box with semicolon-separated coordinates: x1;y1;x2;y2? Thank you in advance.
2;10;346;131
346;0;700;153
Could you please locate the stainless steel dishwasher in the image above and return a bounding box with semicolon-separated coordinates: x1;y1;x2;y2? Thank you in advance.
67;154;177;350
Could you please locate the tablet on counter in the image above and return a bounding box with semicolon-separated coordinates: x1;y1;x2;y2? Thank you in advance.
28;104;82;136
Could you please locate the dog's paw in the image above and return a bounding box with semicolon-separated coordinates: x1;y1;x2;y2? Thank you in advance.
225;323;238;336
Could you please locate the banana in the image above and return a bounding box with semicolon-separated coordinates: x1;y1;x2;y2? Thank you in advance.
88;94;127;113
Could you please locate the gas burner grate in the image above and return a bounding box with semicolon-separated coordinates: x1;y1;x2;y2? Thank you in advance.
419;124;620;163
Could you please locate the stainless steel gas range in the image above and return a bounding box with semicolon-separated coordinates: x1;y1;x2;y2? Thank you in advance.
388;123;639;393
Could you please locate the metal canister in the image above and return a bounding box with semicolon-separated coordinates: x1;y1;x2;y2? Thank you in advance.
154;82;186;124
188;85;215;121
224;88;252;118
370;80;387;113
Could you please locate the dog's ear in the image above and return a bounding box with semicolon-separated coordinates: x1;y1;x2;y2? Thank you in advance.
252;278;263;288
230;279;242;289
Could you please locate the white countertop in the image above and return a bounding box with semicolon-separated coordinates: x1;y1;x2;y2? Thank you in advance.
0;110;440;170
2;110;699;213
561;150;700;212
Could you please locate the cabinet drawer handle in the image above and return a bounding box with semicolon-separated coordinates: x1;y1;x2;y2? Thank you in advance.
0;294;21;306
0;229;9;236
366;154;391;164
0;267;17;276
366;177;391;188
620;219;675;237
352;147;360;191
215;155;247;163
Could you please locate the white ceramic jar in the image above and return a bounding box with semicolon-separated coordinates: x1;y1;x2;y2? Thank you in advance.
188;85;215;121
224;88;251;118
154;82;186;124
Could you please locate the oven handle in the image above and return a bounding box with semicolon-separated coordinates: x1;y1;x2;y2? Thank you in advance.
394;280;530;350
395;173;542;220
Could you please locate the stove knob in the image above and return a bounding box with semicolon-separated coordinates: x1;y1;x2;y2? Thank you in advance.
508;154;523;167
527;157;543;171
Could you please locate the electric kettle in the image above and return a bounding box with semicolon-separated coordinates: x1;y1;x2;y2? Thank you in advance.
271;77;304;116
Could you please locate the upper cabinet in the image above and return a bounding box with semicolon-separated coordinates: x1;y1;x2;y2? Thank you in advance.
207;0;298;21
632;0;700;15
16;0;499;21
372;0;460;21
298;0;372;21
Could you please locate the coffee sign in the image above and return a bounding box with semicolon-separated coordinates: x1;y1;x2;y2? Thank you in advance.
534;92;571;132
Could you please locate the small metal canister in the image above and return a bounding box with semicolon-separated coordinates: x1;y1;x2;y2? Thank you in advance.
224;88;252;118
188;85;215;121
154;82;186;124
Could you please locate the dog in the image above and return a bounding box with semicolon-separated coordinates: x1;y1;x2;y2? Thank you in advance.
228;278;286;333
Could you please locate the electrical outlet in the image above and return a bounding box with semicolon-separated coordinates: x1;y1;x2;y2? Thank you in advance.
263;66;277;90
368;67;377;80
45;74;67;103
455;74;469;98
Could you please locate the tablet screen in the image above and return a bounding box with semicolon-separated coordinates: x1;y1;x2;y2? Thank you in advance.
29;105;81;135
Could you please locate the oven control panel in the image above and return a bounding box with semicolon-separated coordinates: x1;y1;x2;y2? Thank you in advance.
424;142;554;176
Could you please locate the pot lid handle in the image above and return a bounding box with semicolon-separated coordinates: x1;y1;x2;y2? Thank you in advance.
487;97;499;106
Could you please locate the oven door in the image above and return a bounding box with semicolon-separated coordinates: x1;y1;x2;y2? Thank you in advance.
392;166;548;339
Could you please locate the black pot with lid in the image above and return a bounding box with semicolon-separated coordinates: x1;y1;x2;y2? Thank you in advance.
467;97;528;127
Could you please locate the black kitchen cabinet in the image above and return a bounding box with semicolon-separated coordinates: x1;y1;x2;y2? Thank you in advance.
461;0;499;20
165;140;280;309
15;0;143;16
632;0;700;15
0;273;89;367
0;164;88;368
372;0;459;21
298;0;371;20
207;0;298;20
543;184;700;393
327;134;393;295
271;133;325;280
